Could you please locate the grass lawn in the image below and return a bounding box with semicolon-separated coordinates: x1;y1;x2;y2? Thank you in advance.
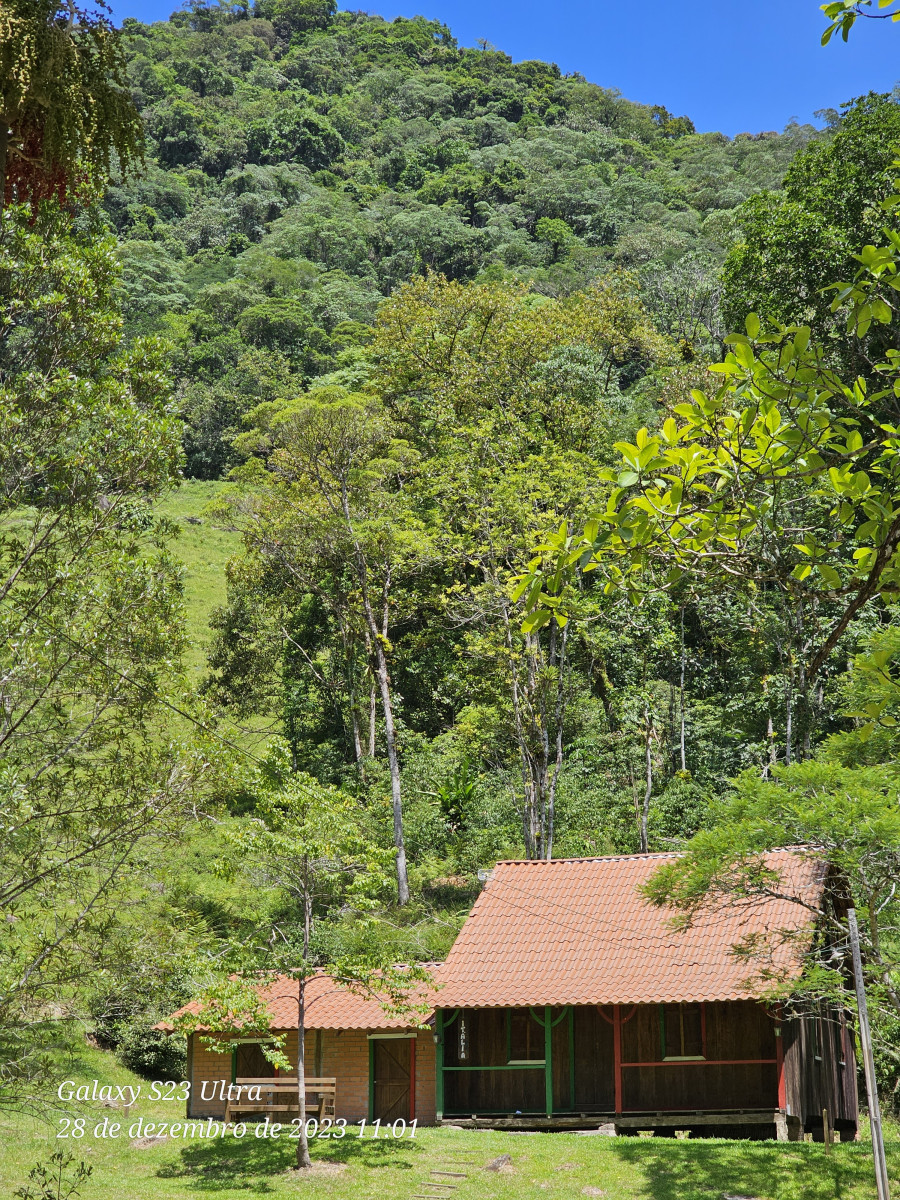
2;1045;897;1200
155;481;242;683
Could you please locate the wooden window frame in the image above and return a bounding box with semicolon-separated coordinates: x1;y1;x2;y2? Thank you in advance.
660;1001;706;1062
506;1008;546;1065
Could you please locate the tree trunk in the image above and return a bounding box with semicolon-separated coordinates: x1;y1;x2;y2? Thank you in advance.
641;700;652;854
295;977;311;1169
544;620;568;861
373;638;409;905
344;517;409;904
342;630;365;775
679;606;686;772
501;598;539;859
531;630;551;859
796;603;812;760
0;123;7;219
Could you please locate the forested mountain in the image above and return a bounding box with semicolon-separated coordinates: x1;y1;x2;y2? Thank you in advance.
108;2;813;475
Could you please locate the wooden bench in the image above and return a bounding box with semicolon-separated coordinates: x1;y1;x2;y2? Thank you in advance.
225;1077;336;1124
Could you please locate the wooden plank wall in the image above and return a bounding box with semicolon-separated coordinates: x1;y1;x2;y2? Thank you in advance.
573;1007;615;1111
443;1008;545;1114
441;1002;789;1117
782;1003;858;1132
620;1001;778;1112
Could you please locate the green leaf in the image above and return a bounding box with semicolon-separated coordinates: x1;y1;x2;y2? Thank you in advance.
818;563;842;589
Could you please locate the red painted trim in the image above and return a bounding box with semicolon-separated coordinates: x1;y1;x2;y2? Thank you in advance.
775;1005;786;1111
621;1058;778;1067
614;1004;622;1115
616;1105;777;1115
409;1036;416;1122
598;1005;637;1025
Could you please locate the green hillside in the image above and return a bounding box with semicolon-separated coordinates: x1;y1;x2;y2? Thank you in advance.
155;481;241;679
108;4;813;476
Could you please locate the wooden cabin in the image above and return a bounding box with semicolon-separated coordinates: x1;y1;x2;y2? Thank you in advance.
433;852;858;1140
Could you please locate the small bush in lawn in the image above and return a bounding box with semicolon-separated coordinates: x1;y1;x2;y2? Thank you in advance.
116;1025;186;1080
14;1149;92;1200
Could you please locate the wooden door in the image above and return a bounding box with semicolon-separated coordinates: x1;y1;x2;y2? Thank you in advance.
372;1038;412;1122
236;1043;278;1077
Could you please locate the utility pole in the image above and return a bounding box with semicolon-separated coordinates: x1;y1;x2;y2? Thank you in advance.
848;908;890;1200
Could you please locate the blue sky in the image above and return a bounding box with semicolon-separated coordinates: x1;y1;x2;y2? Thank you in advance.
110;0;900;137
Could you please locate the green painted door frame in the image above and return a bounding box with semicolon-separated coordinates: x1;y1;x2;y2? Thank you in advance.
437;1006;574;1120
435;1010;444;1120
544;1005;553;1117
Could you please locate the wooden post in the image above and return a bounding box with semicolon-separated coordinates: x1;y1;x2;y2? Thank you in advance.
368;1037;375;1123
823;1108;831;1155
568;1006;576;1113
544;1005;553;1118
409;1035;416;1123
613;1004;622;1115
775;1007;786;1111
849;908;890;1200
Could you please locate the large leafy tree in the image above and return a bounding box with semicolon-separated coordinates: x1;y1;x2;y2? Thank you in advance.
0;0;142;210
518;287;900;756
643;618;900;1096
821;0;900;43
722;93;900;386
213;388;432;904
373;274;673;857
0;199;197;1105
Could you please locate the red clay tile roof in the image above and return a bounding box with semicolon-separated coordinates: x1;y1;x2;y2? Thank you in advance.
159;971;434;1033
435;850;824;1008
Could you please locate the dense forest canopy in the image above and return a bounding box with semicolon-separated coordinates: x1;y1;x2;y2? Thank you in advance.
8;0;900;1139
106;2;816;475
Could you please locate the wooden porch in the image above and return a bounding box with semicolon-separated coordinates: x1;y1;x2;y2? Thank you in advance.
435;1000;857;1139
440;1110;805;1139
